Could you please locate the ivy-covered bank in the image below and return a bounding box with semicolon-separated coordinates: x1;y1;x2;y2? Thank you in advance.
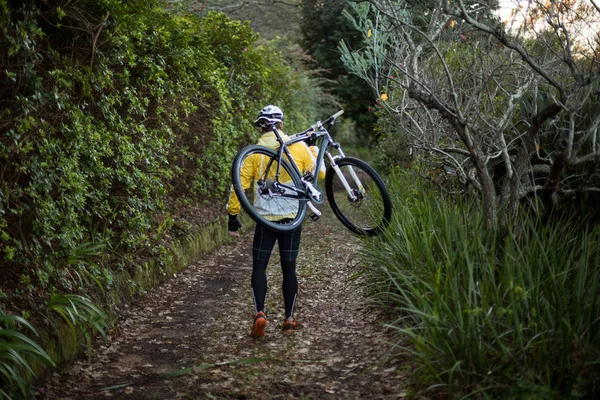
0;0;326;396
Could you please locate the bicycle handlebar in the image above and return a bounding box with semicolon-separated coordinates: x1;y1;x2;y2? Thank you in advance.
287;110;345;142
308;110;344;133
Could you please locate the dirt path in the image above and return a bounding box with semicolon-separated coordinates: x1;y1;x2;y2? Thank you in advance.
43;210;408;399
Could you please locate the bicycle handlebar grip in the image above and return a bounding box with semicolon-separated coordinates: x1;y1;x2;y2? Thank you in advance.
322;110;344;126
331;110;344;119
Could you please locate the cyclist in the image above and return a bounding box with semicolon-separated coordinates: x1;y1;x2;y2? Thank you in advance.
226;105;325;337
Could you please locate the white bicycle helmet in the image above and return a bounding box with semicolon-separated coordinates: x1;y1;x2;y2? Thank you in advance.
254;105;284;128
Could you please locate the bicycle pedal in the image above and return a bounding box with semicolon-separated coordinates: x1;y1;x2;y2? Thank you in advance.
307;202;322;221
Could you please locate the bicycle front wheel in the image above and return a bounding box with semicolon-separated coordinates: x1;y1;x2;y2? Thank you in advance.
325;157;392;236
231;145;308;233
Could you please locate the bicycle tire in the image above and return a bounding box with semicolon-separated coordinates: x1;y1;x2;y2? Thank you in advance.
231;145;308;233
325;157;392;236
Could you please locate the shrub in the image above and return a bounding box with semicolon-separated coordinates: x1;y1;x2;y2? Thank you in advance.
0;1;332;396
0;0;328;299
360;170;600;398
0;315;55;399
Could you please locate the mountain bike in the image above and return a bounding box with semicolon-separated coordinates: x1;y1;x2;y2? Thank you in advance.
231;110;392;236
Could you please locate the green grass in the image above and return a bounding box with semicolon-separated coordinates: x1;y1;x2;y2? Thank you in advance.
359;170;600;399
0;315;55;400
48;294;109;365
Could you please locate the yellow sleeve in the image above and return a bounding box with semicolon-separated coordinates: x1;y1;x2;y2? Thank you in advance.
226;185;240;215
308;145;326;180
226;154;255;215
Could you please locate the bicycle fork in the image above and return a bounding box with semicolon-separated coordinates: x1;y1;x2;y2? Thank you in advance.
327;153;364;201
307;152;365;222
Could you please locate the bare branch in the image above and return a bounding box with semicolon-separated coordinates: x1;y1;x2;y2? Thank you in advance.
90;12;110;68
571;152;600;166
448;0;566;101
545;12;579;80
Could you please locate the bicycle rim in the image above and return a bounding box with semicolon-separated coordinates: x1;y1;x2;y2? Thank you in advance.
231;145;308;233
325;157;392;236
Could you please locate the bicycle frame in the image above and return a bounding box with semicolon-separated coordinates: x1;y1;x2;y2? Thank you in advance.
268;122;363;207
232;110;392;236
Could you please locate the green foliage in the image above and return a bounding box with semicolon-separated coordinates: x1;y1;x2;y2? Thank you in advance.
0;295;108;399
0;0;324;297
360;170;600;398
0;315;55;400
300;0;377;142
0;4;328;395
198;0;302;42
0;1;330;395
47;294;109;364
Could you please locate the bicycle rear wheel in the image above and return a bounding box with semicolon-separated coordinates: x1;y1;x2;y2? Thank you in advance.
231;145;308;233
325;157;392;236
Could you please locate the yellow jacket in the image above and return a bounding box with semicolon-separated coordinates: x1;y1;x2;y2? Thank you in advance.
226;131;325;220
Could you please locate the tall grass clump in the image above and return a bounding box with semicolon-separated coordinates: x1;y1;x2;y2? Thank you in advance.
0;315;55;400
361;170;600;399
48;294;109;364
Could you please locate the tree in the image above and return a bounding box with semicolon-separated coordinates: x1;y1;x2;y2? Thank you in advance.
300;0;378;142
195;0;302;40
341;0;600;227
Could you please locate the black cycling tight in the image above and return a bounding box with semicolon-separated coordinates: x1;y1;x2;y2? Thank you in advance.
251;222;302;319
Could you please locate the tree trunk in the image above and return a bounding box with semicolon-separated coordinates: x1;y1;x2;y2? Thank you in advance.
459;127;498;229
506;103;563;220
408;88;498;228
542;136;569;221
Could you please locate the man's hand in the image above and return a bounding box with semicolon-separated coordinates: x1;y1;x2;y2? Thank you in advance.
306;126;317;146
228;214;242;237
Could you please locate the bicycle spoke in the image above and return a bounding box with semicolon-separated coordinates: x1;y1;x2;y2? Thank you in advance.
232;145;308;232
337;166;382;227
326;157;391;236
